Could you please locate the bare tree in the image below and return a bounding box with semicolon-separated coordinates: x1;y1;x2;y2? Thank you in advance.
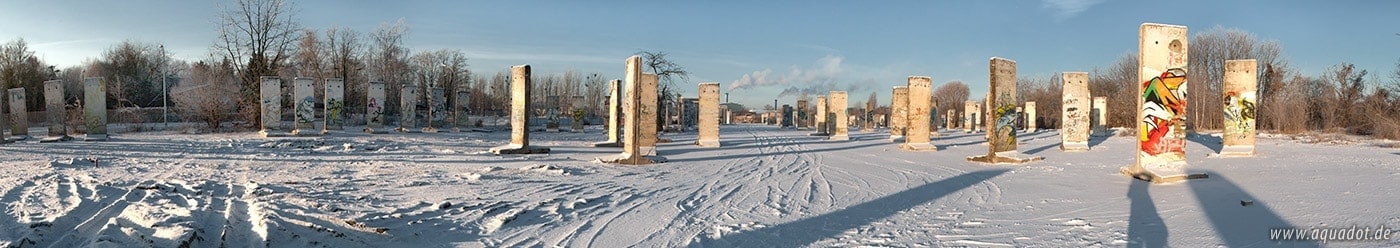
367;19;411;115
173;59;241;129
1;38;55;110
324;26;365;118
1090;52;1137;128
214;0;301;125
293;28;326;79
932;80;970;126
636;50;690;132
1187;27;1285;131
91;40;175;111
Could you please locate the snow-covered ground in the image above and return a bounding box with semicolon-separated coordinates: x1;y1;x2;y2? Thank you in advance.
1;124;1397;247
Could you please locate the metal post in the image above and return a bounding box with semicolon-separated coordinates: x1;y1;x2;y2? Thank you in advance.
161;45;168;129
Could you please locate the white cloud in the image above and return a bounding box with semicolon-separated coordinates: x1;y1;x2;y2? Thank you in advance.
1041;0;1105;21
728;55;844;92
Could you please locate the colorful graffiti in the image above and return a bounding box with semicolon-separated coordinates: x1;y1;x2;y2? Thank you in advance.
992;102;1018;152
1224;91;1256;139
326;98;344;126
296;96;315;124
367;98;383;124
1139;68;1188;155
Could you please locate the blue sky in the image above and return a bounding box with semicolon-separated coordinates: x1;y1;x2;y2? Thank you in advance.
2;0;1397;109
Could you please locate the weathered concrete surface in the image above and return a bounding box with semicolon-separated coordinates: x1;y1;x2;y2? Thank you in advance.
324;78;345;133
83;78;108;141
454;89;470;132
600;56;662;164
829;91;849;141
396;84;420;133
968;57;1042;164
810;96;829;136
259;77;284;137
1092;96;1108;136
900;77;936;151
291;77;319;136
43;80;70;141
1122;23;1201;183
365;82;388;134
9;88;27;137
1220;59;1257;157
491;65;550;155
594;79;623;147
1061;72;1091;151
889;86;908;142
697;83;721;147
1025;102;1037;132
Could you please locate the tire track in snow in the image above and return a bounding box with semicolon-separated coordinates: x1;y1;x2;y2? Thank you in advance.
43;181;152;248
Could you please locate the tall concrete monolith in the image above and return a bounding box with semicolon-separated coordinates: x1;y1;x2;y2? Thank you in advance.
1;88;8;143
697;83;721;147
396;84;419;133
829;91;849;141
810;96;829;136
930;101;941;137
1122;23;1203;183
291;77;319;136
963;101;977;133
968;57;1043;164
600;56;662;164
454;89;470;132
1025;102;1036;132
638;73;660;152
9;88;27;138
1220;59;1257;157
796;99;808;130
1092;96;1108;135
780;104;793;128
862;96;876;132
425;87;446;133
946;110;955;131
365;82;388;134
594;79;624;147
1061;72;1091;151
490;65;550;155
900;76;937;151
41;80;71;142
324;78;345;133
258;77;284;137
83;78;108;141
890;86;909;142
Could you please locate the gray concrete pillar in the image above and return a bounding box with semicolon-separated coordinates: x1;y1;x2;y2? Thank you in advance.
491;65;549;154
292;77;318;136
900;76;935;151
1124;23;1199;182
365;82;388;133
697;83;720;147
83;77;108;141
1221;59;1257;157
324;78;345;133
829;91;848;141
258;77;283;137
1061;72;1091;151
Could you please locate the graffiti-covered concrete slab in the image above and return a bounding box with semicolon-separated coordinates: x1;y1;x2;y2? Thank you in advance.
324;78;344;133
1221;59;1257;157
365;82;388;134
259;77;285;137
1061;72;1091;151
1122;23;1204;183
968;57;1042;164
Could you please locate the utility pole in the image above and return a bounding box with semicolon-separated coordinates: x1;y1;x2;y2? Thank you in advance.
161;44;168;129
